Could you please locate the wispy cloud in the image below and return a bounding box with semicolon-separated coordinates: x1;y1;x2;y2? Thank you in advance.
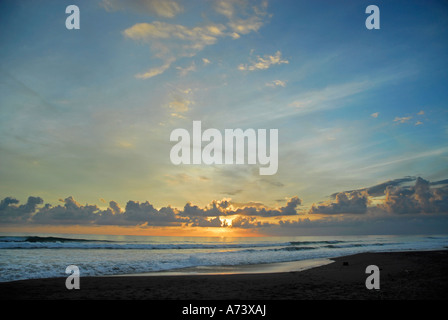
121;0;270;79
135;60;173;79
123;21;226;56
394;116;412;124
215;0;268;38
266;80;287;87
101;0;183;18
357;146;448;171
238;51;288;71
166;88;194;114
176;62;196;77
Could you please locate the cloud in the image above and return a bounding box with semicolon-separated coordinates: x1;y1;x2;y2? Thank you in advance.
2;178;445;229
0;195;301;227
238;51;289;71
123;21;227;78
176;62;196;76
0;196;43;223
358;147;448;172
417;110;425;115
215;0;237;19
32;196;99;225
324;176;448;215
30;197;185;227
231;215;270;228
286;80;374;114
123;21;226;55
168;96;193;112
179;197;301;218
394;116;412;124
135;60;173;79
266;80;286;87
431;179;448;186
165;86;194;115
379;177;448;214
215;0;268;37
0;197;20;210
181;201;223;218
331;176;416;198
228;16;264;36
118;200;182;226
122;0;270;78
188;216;224;228
275;214;448;236
232;196;302;217
371;112;379;118
101;0;183;18
309;191;369;215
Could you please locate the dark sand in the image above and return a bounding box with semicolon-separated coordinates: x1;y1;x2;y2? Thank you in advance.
1;250;447;300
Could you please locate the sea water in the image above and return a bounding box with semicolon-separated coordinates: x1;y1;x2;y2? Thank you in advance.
0;233;447;282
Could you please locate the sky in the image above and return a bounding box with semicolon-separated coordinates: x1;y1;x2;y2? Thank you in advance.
0;0;447;237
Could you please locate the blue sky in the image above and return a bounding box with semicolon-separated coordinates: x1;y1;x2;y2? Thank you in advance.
0;0;447;235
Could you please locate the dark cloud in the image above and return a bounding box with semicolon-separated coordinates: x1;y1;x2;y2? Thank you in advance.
231;216;271;229
0;196;43;223
0;195;299;227
0;197;20;210
331;176;416;198
309;191;369;215
180;201;223;218
32;196;99;225
430;179;448;186
98;200;184;226
188;216;224;228
321;176;448;215
234;196;302;217
179;197;302;218
379;177;448;214
1;177;446;230
274;214;448;236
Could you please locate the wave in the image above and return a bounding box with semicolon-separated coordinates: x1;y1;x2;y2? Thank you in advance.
0;236;355;250
0;236;112;243
290;240;344;245
0;235;401;252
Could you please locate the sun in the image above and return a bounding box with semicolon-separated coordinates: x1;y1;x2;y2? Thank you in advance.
220;217;233;227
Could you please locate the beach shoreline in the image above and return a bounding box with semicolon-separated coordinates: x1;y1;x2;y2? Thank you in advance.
1;250;447;300
108;257;335;277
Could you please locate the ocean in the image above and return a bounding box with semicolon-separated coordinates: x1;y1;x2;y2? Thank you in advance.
0;233;447;282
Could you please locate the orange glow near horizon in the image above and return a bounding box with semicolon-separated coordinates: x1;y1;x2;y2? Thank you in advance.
0;213;330;238
0;224;264;238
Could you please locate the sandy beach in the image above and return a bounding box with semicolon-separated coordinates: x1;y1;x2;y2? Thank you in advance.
1;250;447;300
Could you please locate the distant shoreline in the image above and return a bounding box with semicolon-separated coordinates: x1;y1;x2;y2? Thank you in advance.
1;250;447;300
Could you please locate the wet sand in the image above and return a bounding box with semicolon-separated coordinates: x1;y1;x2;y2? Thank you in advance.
1;250;447;300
